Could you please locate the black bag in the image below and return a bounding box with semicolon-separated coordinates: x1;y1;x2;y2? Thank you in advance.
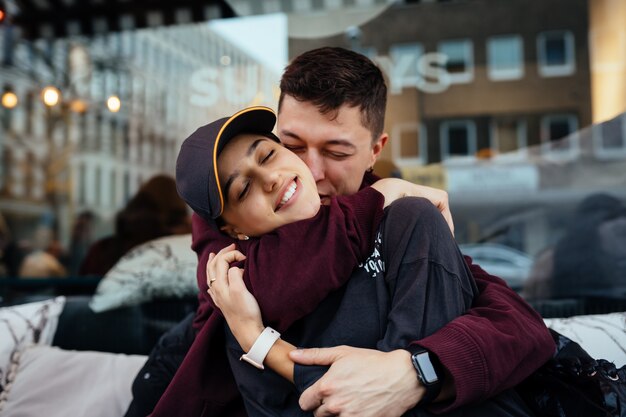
518;329;626;417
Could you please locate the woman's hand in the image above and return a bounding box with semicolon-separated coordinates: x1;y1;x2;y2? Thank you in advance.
206;244;264;351
371;179;454;235
208;244;297;382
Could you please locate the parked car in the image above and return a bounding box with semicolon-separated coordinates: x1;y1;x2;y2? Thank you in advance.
459;243;533;291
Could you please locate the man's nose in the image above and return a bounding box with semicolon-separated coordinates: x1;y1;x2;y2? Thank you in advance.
303;152;325;182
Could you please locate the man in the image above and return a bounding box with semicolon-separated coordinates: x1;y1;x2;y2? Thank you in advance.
127;47;554;417
271;46;553;416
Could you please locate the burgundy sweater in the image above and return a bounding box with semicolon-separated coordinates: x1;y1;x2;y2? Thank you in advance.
151;175;555;416
150;187;386;417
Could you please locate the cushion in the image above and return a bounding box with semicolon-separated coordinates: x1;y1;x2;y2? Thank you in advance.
89;234;198;312
544;311;626;367
1;345;147;417
0;297;65;408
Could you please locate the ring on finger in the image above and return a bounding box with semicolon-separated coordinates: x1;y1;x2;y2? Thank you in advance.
208;277;217;289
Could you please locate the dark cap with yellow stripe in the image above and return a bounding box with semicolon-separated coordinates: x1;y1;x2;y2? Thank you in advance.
175;106;278;222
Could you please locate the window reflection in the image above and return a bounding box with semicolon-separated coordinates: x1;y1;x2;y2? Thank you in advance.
0;0;624;312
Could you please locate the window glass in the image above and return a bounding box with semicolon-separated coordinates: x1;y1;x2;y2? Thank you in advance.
440;120;477;160
1;0;625;311
391;122;427;166
438;39;474;83
593;113;626;159
491;118;527;157
541;114;579;158
537;30;575;76
487;35;524;80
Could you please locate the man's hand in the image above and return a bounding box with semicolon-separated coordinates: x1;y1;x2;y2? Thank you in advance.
289;346;423;417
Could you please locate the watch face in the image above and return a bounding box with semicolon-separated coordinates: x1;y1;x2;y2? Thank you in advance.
415;352;439;384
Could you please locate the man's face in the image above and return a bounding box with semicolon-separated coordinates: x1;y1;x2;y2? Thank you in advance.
277;95;387;202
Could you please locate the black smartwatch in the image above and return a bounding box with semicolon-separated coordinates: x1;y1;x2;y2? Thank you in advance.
408;346;444;405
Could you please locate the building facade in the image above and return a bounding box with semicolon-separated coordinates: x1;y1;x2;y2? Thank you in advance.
0;22;280;246
288;0;626;254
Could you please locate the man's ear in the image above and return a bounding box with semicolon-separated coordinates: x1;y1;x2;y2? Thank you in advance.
370;133;388;166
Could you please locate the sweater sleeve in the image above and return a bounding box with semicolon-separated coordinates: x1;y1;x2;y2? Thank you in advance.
244;186;384;331
415;255;556;412
191;187;385;332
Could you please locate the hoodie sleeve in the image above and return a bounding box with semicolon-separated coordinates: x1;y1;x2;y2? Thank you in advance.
191;186;385;332
415;256;555;411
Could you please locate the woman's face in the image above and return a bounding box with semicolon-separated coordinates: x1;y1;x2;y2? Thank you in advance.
217;133;321;237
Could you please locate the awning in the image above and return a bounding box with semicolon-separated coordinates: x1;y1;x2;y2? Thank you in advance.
10;0;237;38
7;0;394;39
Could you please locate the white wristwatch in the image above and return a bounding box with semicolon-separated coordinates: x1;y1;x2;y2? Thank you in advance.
240;327;281;369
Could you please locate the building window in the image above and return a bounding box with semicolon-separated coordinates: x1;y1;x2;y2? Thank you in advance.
540;114;579;159
438;39;474;83
440;120;477;161
78;163;86;205
487;35;524;81
123;171;131;202
24;91;34;135
94;166;102;206
110;170;117;208
78;112;88;151
391;122;428;166
592;113;626;160
387;43;424;94
123;128;130;161
490;118;527;158
537;31;575;77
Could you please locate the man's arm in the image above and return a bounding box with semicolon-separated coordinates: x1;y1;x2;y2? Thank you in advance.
290;257;555;416
418;256;555;411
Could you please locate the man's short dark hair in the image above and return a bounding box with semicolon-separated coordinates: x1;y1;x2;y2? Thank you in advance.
278;47;387;143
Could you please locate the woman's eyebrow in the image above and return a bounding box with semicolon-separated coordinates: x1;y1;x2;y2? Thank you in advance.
246;138;268;156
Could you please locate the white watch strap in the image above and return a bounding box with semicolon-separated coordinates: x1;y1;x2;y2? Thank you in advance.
240;327;281;370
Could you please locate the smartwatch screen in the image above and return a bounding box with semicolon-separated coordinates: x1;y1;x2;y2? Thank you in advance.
415;352;439;384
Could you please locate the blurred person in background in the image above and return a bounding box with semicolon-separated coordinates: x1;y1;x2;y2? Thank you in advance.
524;193;626;299
79;174;192;276
67;210;95;276
18;221;67;278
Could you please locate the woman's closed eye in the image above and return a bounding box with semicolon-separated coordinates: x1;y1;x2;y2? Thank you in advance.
238;180;251;201
260;150;275;164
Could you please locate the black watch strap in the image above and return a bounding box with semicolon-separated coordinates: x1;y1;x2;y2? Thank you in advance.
407;346;443;405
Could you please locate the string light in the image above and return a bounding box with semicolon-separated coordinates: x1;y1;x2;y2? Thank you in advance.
41;86;61;107
106;95;121;112
1;91;18;109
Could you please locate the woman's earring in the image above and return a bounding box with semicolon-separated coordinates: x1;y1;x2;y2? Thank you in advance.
237;234;249;241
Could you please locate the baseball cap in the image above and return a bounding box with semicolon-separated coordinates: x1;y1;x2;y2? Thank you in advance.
176;106;278;221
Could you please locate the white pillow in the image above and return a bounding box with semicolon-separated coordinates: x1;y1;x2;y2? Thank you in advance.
0;297;66;409
1;345;147;417
544;312;626;367
89;234;198;312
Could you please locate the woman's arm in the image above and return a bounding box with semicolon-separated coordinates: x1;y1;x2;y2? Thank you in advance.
192;187;385;333
371;179;454;234
192;180;454;332
207;247;297;382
